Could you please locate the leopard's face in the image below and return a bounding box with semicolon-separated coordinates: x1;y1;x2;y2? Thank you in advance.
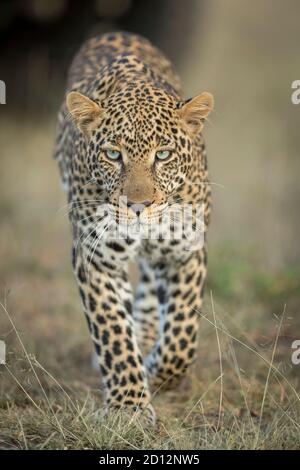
67;85;213;225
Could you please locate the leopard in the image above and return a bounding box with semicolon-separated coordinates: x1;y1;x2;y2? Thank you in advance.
54;31;214;425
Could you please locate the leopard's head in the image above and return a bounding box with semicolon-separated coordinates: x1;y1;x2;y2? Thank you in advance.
67;84;213;225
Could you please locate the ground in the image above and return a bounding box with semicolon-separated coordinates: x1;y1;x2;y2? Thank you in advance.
0;117;300;450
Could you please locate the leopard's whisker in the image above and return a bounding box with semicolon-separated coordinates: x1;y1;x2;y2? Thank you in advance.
86;221;112;280
58;197;110;214
74;226;97;254
85;233;101;281
188;181;225;189
75;212;108;226
61;201;107;218
82;219;108;274
169;212;204;234
57;198;106;213
81;177;97;188
74;213;110;253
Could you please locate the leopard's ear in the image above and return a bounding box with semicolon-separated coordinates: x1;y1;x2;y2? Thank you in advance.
66;91;103;136
178;92;214;137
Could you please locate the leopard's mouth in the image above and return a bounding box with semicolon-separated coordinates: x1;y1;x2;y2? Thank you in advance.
110;203;168;226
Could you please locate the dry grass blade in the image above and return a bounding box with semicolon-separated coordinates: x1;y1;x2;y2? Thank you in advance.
254;305;286;449
0;300;65;438
210;291;223;430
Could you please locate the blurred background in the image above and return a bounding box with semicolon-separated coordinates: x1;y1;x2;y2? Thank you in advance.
0;2;300;448
0;0;300;372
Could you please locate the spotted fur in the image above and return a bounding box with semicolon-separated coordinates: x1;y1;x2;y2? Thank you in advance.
54;32;213;424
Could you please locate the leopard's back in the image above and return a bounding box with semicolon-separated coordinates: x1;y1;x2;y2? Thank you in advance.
67;31;182;95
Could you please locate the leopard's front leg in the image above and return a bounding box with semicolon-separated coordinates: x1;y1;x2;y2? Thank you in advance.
146;248;207;389
73;243;155;424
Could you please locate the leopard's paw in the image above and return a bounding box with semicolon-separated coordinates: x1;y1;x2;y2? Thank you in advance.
105;402;156;427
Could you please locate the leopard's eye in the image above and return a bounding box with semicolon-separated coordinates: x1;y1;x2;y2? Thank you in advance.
156;150;171;161
105;149;122;161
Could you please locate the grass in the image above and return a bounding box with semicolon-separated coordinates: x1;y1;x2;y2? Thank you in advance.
1;267;300;450
0;116;300;449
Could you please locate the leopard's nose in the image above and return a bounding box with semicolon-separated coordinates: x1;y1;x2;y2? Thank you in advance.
127;200;151;217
